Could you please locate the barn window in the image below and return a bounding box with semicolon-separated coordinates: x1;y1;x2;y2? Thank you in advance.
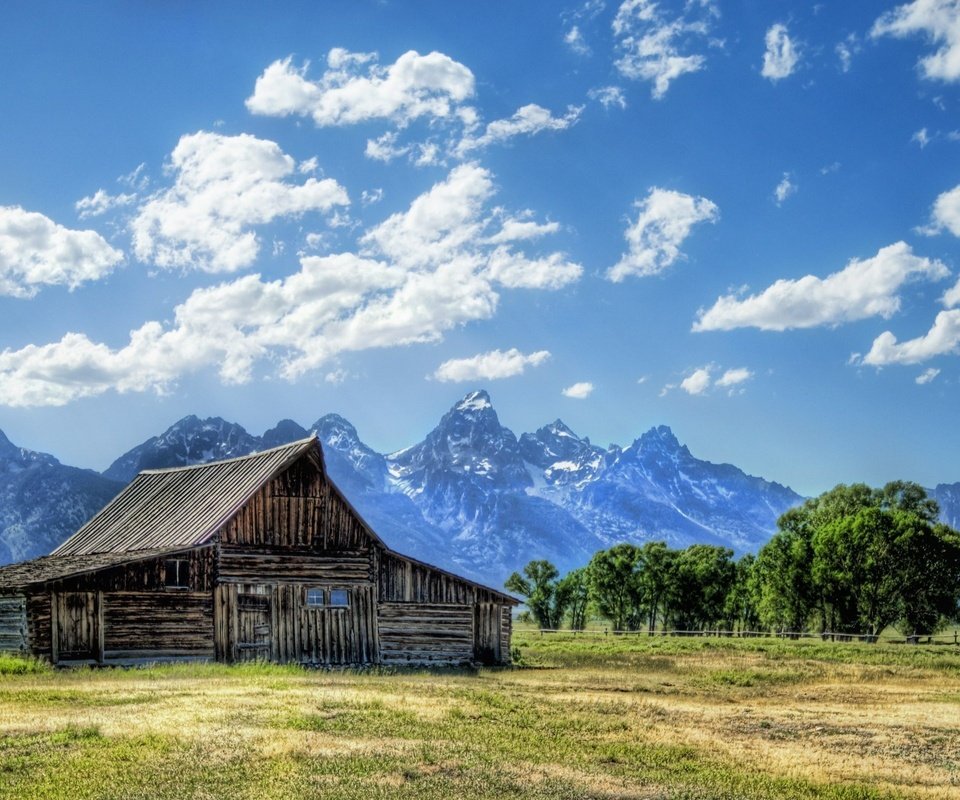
164;559;189;589
329;589;350;607
306;588;325;607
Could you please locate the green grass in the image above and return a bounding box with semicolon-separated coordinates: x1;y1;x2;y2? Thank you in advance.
0;636;958;799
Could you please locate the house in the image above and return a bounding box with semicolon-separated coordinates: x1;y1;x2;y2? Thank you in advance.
0;436;517;666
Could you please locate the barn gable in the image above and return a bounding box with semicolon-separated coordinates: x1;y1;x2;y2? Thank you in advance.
0;436;516;667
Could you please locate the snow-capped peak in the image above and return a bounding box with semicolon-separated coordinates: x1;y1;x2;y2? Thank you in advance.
455;390;492;413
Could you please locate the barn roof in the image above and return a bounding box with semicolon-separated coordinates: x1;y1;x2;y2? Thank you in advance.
52;437;320;557
0;547;195;591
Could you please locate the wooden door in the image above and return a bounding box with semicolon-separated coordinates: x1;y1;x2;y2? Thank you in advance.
236;587;271;661
53;591;100;662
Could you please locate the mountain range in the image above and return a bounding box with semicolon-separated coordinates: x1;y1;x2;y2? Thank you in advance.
2;390;958;587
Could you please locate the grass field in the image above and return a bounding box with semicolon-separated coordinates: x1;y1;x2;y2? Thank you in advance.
1;632;958;799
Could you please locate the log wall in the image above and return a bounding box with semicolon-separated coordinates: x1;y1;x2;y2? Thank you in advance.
103;591;213;661
0;595;27;653
377;602;474;665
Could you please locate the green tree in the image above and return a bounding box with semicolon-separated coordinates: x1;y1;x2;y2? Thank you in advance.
505;560;568;629
637;541;677;633
667;545;736;630
556;567;590;630
587;544;644;631
724;554;760;631
754;516;816;633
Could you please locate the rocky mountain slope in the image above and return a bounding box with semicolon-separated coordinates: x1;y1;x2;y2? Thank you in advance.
4;389;957;587
0;430;122;564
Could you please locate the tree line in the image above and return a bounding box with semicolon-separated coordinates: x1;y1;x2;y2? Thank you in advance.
505;481;960;638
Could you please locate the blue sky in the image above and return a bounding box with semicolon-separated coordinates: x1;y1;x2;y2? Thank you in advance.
1;0;960;496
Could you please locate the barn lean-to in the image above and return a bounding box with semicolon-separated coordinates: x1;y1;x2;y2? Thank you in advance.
0;436;516;666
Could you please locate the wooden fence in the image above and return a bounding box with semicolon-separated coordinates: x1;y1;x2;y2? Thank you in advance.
532;627;960;645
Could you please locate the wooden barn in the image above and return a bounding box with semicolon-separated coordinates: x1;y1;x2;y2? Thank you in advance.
0;436;517;667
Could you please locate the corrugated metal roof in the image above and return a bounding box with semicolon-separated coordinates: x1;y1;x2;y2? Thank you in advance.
52;437;319;557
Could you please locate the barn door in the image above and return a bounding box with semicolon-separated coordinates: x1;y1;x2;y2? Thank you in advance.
236;586;272;661
53;591;101;662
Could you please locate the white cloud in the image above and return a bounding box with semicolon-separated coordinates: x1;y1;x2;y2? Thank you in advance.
836;33;861;72
324;368;351;385
774;173;797;205
694;242;948;332
863;309;960;365
612;0;717;99
365;131;409;163
680;366;712;395
565;25;591;56
920;183;960;235
0;165;581;406
0;206;124;298
432;348;551;382
75;189;137;220
943;276;960;306
716;367;753;388
762;23;800;81
487;217;560;245
913;127;933;148
246;50;475;126
130;131;349;272
298;156;319;174
872;0;960;83
361;188;384;206
588;85;628;109
456;104;583;155
119;163;149;191
607;187;719;282
916;366;941;383
562;381;594;399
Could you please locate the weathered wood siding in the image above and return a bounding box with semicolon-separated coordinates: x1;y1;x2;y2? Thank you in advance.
52;591;100;662
50;547;214;593
0;595;27;653
214;582;377;665
380;552;476;604
217;454;374;552
103;591;213;661
377;602;474;664
25;593;51;657
218;546;372;583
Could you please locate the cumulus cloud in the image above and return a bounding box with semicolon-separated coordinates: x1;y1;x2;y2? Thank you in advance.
716;367;753;388
562;381;594;399
863;310;960;365
667;364;752;396
919;183;960;235
456;104;583;155
130;131;349;272
588;85;628;109
612;0;718;99
774;173;797;205
75;189;137;220
916;366;941;383
872;0;960;83
432;348;551;382
607;187;719;282
0;165;581;406
762;23;800;81
0;206;124;298
942;276;960;306
246;50;475;126
693;242;948;332
680;366;712;395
